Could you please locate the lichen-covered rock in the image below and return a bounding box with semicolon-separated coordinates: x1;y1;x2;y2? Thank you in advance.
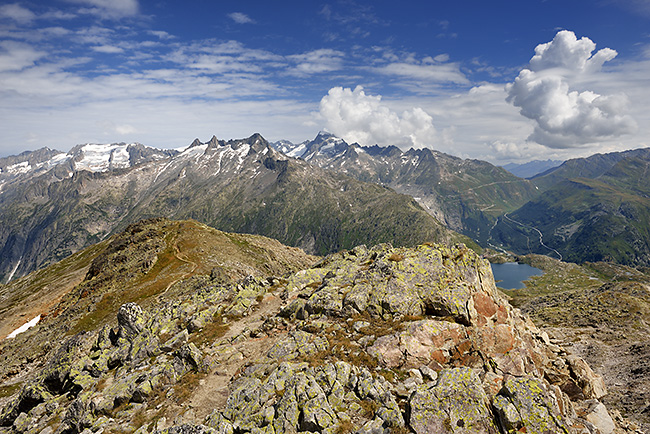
356;417;384;434
0;384;52;427
368;319;466;369
408;367;498;434
0;241;629;434
59;394;93;434
266;330;328;360
154;424;217;434
117;302;147;341
303;244;492;323
279;298;308;320
495;376;571;434
161;330;189;352
223;277;267;318
176;343;204;371
222;377;266;431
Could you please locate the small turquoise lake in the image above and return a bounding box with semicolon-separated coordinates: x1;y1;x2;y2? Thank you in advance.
490;262;544;289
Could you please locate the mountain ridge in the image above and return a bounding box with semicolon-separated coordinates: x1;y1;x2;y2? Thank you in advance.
272;132;539;245
491;153;650;265
530;148;650;191
0;134;463;282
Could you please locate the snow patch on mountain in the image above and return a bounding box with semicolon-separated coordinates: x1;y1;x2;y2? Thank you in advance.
5;258;21;283
73;144;132;172
233;144;250;172
6;314;40;339
205;143;251;176
6;161;32;175
286;144;307;158
46;153;70;167
179;144;208;161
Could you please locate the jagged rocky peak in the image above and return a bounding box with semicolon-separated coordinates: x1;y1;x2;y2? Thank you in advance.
240;132;271;154
308;130;349;155
188;138;203;149
186;136;220;150
0;147;67;180
207;135;219;148
126;143;178;166
269;132;349;160
313;130;339;141
361;143;402;157
0;239;624;434
0;147;62;170
194;133;272;154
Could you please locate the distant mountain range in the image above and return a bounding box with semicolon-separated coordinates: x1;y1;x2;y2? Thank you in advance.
272;132;538;245
0;134;464;282
501;159;563;178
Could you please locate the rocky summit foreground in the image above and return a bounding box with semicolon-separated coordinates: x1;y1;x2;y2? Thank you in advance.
0;242;631;434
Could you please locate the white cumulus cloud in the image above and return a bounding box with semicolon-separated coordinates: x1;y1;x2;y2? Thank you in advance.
506;30;637;148
319;86;436;148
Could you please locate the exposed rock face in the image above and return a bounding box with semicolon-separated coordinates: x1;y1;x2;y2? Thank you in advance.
0;242;631;434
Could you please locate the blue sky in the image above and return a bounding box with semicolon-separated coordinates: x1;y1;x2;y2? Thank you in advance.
1;0;650;163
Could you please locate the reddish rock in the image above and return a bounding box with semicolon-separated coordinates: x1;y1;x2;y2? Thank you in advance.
473;292;497;319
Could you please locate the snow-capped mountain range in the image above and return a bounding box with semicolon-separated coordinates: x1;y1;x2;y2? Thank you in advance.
0;133;457;282
272;131;347;160
0;143;176;182
4;130;650;282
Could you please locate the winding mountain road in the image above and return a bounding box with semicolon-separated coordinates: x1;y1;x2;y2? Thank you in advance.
502;213;563;260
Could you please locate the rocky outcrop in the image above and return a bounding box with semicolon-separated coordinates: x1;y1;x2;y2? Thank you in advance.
0;242;632;434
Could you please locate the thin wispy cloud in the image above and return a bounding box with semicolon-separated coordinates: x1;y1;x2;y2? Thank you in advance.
228;12;255;24
0;40;46;72
148;30;174;40
318;1;378;25
317;1;383;42
376;62;469;85
608;0;650;18
0;3;36;24
91;44;124;54
287;49;345;76
66;0;139;18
